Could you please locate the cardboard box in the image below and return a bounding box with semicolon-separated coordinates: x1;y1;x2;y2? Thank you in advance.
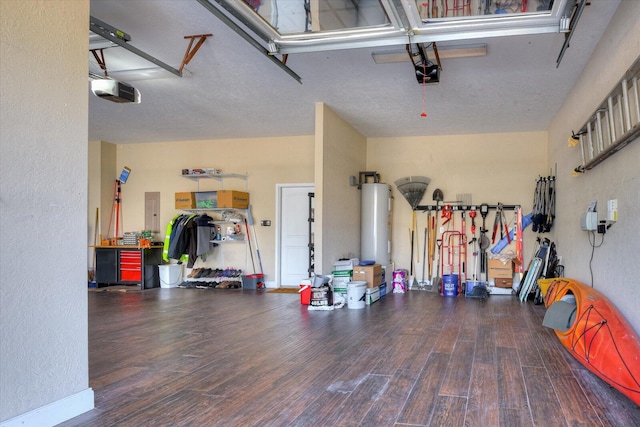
488;259;513;279
352;264;383;288
218;190;249;209
494;278;514;288
195;191;218;209
175;192;196;209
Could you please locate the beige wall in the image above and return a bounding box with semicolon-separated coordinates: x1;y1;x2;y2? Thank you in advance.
100;140;117;237
1;0;93;423
105;136;314;282
102;129;547;286
549;1;640;334
315;103;367;274
368;132;548;279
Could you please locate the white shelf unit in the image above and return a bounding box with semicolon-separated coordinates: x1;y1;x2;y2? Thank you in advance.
179;172;248;191
178;172;249;285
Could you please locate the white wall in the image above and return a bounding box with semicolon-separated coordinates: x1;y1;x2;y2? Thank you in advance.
549;1;640;335
0;0;93;424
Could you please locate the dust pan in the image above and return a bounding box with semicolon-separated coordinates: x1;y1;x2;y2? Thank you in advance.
395;176;430;209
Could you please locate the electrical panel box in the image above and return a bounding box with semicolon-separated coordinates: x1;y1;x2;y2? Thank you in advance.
581;212;598;231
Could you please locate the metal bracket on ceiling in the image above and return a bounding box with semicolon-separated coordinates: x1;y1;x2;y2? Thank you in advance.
90;15;183;77
90;48;109;77
180;34;213;73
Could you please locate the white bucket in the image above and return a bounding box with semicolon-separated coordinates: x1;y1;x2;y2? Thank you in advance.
159;264;183;288
347;281;367;309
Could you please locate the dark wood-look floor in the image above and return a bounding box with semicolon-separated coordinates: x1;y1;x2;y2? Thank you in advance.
60;288;640;427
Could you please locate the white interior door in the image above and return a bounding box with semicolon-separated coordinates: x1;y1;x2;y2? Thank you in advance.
277;184;314;288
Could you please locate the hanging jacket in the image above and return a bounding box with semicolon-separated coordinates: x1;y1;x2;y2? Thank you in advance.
168;214;197;260
163;214;184;262
195;214;215;260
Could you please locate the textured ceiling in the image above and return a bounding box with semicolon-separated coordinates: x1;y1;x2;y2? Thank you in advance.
88;0;621;144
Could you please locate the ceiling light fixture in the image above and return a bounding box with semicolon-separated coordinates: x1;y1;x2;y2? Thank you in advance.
105;67;193;82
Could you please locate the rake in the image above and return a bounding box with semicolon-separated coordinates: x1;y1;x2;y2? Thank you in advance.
395;176;430;288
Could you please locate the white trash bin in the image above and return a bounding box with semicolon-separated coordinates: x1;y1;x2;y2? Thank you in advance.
158;264;183;288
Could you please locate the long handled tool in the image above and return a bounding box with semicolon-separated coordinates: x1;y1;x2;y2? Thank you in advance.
460;210;467;287
419;226;428;288
479;203;490;281
433;238;442;293
395;176;430;288
247;205;264;275
244;217;257;274
428;211;436;279
89;207;99;282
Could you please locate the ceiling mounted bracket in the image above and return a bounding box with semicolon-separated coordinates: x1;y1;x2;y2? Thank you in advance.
90;48;109;77
90;15;182;77
179;33;213;73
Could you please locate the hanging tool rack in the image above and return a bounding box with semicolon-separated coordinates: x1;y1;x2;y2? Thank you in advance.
415;203;524;279
415;203;520;212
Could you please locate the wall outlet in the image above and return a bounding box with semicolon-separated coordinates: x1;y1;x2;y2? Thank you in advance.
607;199;618;222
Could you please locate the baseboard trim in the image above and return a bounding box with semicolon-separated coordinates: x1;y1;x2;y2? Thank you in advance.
1;388;94;427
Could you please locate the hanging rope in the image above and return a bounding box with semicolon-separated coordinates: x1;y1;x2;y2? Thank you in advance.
421;62;427;117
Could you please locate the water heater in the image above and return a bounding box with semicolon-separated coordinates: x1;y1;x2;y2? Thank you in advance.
361;183;392;267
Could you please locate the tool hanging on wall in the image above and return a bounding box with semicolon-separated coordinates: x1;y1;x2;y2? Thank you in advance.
532;175;556;233
468;209;478;280
479;203;490;277
428;211;436;280
419;227;429;289
395;176;430;288
460;210;467;284
491;203;510;244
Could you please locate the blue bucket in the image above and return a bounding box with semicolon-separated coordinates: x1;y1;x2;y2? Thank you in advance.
442;274;459;297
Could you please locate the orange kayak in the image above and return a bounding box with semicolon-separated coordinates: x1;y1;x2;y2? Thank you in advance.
544;278;640;406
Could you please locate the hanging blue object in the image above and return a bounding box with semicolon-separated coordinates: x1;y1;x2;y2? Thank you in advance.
491;213;533;254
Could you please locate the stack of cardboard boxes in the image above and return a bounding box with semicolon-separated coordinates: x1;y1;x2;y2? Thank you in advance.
352;263;387;304
488;259;514;288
